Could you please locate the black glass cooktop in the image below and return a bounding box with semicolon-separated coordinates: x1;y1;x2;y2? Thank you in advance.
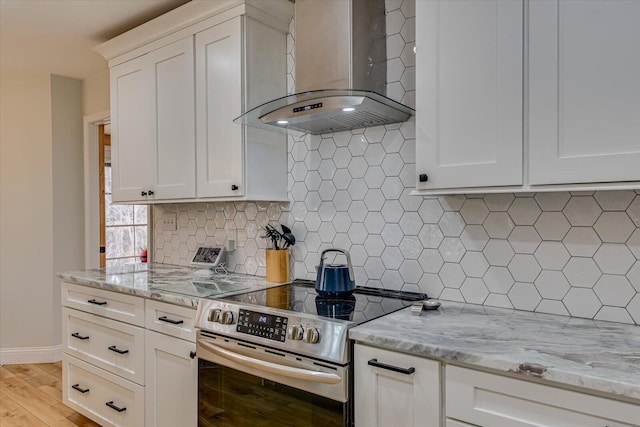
221;280;427;325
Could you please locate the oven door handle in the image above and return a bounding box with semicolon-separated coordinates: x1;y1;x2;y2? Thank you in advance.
198;339;342;385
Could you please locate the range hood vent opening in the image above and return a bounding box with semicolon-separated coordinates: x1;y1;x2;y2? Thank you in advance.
234;0;414;136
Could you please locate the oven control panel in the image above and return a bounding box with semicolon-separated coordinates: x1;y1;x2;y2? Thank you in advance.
237;309;288;342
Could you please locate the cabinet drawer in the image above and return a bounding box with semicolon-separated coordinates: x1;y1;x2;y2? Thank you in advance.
63;354;144;427
62;282;145;326
145;299;196;342
63;307;145;385
446;366;640;427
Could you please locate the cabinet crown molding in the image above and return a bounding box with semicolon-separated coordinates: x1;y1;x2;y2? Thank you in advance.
93;0;293;62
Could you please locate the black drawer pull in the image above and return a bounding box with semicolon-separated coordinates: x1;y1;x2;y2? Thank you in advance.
367;358;415;375
158;316;183;325
72;384;90;394
71;332;89;341
108;345;129;355
106;401;127;413
87;299;107;306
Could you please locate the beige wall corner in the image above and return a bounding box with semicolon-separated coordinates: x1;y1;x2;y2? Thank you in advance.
83;69;110;116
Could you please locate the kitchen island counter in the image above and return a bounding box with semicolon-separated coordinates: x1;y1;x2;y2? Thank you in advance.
58;263;284;308
350;301;640;402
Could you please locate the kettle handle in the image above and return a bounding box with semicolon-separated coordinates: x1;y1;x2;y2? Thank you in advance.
319;249;355;282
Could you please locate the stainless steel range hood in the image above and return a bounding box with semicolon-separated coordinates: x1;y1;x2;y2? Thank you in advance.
234;0;414;135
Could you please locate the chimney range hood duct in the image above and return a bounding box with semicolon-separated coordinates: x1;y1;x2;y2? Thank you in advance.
234;0;414;135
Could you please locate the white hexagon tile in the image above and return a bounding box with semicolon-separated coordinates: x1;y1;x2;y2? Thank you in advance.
153;1;640;325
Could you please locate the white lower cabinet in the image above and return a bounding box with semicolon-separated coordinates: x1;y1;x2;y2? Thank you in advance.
354;344;640;427
354;344;441;427
63;354;145;427
62;285;197;427
145;330;197;427
446;366;640;427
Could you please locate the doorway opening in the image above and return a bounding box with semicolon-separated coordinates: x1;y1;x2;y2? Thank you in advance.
99;124;148;267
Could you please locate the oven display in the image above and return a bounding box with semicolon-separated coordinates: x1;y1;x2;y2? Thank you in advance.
237;309;288;342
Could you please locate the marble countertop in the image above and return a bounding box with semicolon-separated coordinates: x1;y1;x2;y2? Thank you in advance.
349;301;640;402
58;263;285;308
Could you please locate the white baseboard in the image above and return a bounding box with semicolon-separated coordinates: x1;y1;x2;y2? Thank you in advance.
0;345;62;365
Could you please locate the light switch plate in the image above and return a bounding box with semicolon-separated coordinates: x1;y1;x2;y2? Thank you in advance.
161;213;177;231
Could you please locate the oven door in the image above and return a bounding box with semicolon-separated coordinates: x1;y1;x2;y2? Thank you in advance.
197;331;350;426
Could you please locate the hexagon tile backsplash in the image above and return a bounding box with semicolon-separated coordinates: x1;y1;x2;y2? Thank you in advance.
153;0;640;325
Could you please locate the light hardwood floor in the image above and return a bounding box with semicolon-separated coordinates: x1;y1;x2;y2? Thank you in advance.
0;362;99;426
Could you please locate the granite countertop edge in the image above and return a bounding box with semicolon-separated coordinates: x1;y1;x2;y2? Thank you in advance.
349;302;640;403
58;271;200;308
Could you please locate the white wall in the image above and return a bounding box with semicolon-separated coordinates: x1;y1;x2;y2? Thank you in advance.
0;72;84;363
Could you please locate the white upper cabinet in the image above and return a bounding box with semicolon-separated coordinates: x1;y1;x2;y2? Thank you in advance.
98;0;292;203
528;0;640;185
195;18;243;198
110;37;195;203
416;0;524;191
415;0;640;194
147;38;196;200
195;16;288;201
110;57;153;202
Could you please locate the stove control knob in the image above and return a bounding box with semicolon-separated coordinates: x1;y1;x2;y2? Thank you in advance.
288;325;304;341
209;309;221;323
220;311;235;325
303;327;320;344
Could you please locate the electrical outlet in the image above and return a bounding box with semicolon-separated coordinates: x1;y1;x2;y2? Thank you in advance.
161;213;177;231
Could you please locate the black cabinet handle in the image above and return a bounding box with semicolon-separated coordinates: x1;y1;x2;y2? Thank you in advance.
419;173;429;183
72;384;90;394
105;401;127;413
108;345;129;355
87;299;107;306
158;316;183;325
148;190;154;196
141;191;148;196
190;351;196;359
231;184;239;191
367;358;415;375
71;332;89;341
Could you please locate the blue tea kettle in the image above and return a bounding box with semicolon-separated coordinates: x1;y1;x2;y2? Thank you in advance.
315;249;356;297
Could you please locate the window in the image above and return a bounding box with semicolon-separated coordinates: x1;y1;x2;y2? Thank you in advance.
104;165;148;266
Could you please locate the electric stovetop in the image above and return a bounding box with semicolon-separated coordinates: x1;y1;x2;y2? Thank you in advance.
220;280;427;325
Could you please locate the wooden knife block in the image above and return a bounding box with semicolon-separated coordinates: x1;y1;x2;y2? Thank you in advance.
265;249;290;283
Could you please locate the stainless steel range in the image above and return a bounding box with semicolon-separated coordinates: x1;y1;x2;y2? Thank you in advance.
194;280;426;426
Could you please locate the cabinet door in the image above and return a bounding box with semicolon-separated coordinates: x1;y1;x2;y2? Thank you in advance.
416;0;523;190
147;37;196;200
354;344;440;427
110;56;153;202
529;0;640;185
145;330;197;427
110;37;195;202
195;17;244;198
